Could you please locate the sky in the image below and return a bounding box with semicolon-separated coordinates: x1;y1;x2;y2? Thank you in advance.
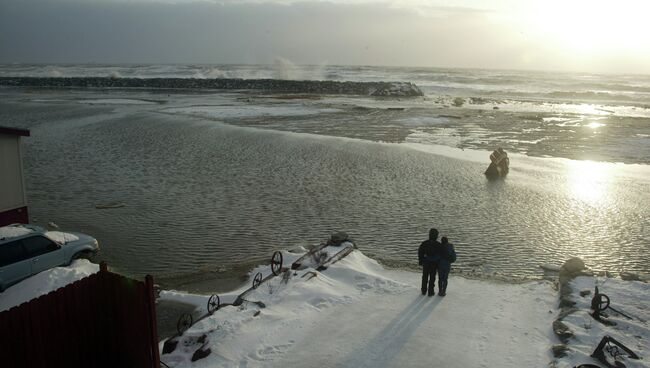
1;0;649;74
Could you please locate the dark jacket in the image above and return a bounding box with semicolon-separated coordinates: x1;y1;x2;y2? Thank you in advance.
439;243;456;270
418;239;443;265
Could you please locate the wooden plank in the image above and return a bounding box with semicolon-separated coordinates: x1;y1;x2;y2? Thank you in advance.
146;275;161;368
130;280;144;367
28;294;47;367
0;309;17;367
19;298;34;368
39;291;59;367
57;285;74;368
317;246;354;271
82;275;98;364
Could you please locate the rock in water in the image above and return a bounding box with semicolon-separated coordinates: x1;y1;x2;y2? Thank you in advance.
552;320;574;343
620;272;640;281
329;231;349;246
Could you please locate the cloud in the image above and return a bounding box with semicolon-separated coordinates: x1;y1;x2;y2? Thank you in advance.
0;0;488;64
0;0;648;73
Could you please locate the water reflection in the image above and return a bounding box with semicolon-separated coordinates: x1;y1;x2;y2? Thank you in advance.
586;121;605;129
13;94;650;281
566;160;613;204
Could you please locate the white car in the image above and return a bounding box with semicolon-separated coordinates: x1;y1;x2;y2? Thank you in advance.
0;224;99;292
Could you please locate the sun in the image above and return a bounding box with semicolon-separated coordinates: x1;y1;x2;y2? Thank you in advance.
524;0;650;54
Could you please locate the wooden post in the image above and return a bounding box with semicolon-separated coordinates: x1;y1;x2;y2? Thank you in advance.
145;275;161;368
100;261;108;272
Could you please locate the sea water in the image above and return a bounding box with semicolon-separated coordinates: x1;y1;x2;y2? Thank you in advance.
0;64;648;291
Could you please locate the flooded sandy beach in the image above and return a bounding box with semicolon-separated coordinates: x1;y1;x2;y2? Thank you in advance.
1;80;648;291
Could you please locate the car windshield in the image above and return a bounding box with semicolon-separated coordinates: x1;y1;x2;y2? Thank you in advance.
43;231;79;245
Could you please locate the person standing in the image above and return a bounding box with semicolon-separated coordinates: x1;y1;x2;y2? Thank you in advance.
437;236;457;296
418;228;442;296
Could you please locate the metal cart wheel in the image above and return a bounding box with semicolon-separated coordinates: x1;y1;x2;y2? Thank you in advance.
207;294;220;314
252;272;263;289
596;294;610;311
271;251;283;276
177;313;193;335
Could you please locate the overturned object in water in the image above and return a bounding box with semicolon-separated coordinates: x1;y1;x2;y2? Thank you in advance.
485;147;510;178
95;202;126;209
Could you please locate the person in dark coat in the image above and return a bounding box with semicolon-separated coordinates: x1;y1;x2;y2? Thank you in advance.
437;236;456;296
418;228;442;296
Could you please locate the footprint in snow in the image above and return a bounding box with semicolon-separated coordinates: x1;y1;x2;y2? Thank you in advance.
357;283;373;291
251;342;294;362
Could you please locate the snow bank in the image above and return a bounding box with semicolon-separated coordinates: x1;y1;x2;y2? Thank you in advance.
556;276;650;368
160;248;558;367
0;260;99;312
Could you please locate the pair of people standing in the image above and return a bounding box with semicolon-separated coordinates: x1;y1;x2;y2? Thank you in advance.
418;228;456;297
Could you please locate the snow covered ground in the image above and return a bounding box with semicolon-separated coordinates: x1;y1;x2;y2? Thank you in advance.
2;246;647;368
159;248;559;368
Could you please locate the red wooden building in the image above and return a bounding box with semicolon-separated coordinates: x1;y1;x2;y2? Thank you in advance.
0;126;30;226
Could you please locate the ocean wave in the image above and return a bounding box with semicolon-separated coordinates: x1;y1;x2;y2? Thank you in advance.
545;90;648;102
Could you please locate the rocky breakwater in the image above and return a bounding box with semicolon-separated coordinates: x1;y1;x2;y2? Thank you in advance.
0;77;424;97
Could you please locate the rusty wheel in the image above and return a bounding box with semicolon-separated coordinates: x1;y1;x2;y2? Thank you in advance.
271;251;283;276
596;294;610;312
252;272;263;289
177;313;193;335
207;294;220;314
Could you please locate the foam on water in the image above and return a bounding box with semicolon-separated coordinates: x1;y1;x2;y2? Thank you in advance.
78;98;159;105
164;105;341;119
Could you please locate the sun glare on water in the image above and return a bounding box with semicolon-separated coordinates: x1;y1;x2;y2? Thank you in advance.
585;121;605;129
566;160;613;204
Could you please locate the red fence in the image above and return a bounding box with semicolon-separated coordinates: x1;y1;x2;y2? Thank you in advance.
0;263;160;368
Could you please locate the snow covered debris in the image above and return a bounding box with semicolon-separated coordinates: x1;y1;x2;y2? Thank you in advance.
159;248;558;368
555;276;650;368
0;260;99;312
